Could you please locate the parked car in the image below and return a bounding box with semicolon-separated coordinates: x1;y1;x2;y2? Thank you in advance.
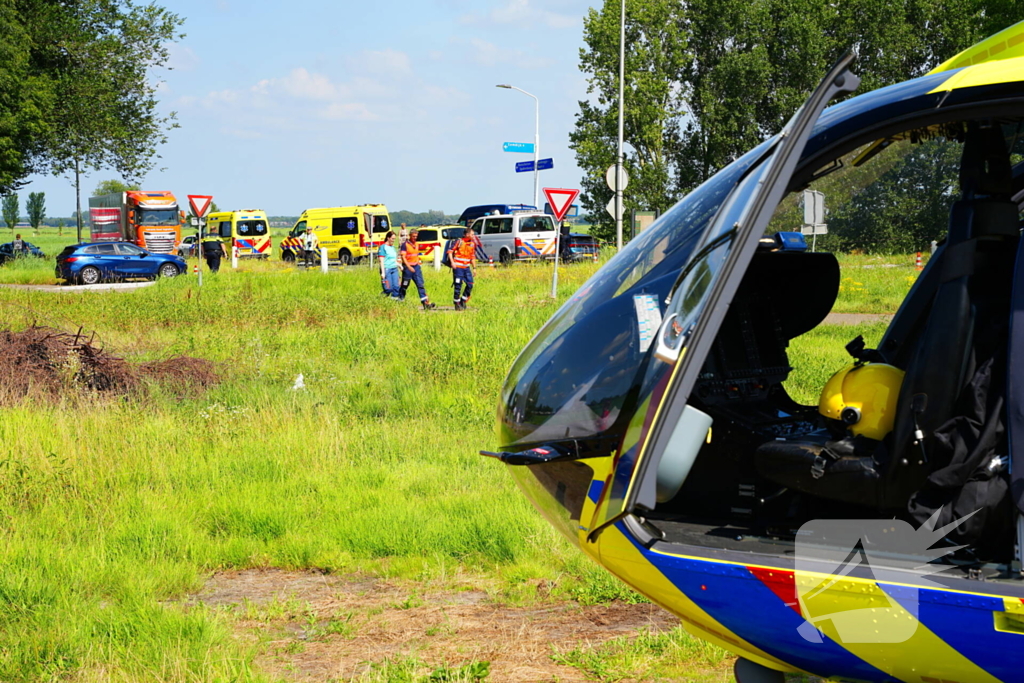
0;240;46;265
564;233;601;261
469;212;558;264
55;242;186;285
177;234;199;257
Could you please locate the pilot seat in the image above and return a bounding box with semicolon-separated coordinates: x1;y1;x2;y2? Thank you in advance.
754;122;1020;521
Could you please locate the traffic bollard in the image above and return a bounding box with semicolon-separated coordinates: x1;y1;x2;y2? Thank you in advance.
321;247;328;273
434;245;442;271
232;246;238;269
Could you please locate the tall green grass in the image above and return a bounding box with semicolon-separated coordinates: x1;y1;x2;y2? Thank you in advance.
0;260;607;680
0;247;913;680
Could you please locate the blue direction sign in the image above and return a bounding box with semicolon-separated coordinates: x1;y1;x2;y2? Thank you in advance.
503;142;535;153
515;158;554;173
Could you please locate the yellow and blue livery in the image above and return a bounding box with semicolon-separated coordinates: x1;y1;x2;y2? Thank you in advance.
486;22;1024;683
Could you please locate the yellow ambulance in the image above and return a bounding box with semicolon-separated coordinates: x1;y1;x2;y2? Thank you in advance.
205;209;272;258
280;204;392;264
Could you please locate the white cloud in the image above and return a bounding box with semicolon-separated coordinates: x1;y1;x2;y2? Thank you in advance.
255;67;346;101
346;49;413;77
320;103;378;121
193;52;471;133
467;37;553;69
459;0;578;30
165;43;201;72
219;126;265;140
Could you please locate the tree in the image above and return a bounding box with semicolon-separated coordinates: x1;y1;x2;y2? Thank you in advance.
94;179;141;196
573;0;1023;245
0;0;184;239
0;0;52;195
570;0;687;243
822;139;962;253
26;191;44;232
2;193;18;232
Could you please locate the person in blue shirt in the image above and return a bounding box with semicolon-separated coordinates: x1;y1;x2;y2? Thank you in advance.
377;231;400;298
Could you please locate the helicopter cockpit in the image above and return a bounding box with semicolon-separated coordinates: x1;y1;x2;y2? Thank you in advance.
493;58;1024;573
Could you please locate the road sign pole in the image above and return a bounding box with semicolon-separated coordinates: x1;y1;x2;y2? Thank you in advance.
543;187;581;299
188;195;214;288
615;0;625;249
197;217;203;288
533;96;540;210
551;235;560;299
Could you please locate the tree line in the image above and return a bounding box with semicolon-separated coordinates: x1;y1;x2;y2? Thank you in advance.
573;0;1024;248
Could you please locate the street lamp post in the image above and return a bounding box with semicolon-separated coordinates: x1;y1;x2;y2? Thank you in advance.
496;84;539;209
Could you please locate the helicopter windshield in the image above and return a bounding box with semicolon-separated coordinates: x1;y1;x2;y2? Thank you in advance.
498;137;776;448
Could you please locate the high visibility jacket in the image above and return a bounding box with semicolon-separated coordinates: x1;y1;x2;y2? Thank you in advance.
451;238;475;269
401;240;421;267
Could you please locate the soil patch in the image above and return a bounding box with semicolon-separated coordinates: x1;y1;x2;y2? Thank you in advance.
0;325;217;404
184;569;690;682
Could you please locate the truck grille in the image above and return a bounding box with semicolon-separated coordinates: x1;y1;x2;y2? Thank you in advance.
142;231;176;253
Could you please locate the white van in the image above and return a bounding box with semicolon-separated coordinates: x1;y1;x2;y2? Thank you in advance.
470;212;557;264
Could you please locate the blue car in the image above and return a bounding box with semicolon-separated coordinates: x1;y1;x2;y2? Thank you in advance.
55;241;186;285
0;240;46;265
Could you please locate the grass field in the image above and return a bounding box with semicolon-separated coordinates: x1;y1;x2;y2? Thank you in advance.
0;229;917;681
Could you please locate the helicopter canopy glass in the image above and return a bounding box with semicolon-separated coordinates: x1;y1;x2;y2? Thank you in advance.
498;138;775;448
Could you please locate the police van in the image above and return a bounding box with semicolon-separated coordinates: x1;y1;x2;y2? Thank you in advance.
280;204;392;264
204;210;271;258
469;211;557;264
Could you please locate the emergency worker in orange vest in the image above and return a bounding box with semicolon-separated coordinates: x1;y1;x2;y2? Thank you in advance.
448;226;477;311
398;228;436;310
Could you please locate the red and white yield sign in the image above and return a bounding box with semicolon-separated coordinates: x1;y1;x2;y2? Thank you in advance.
543;187;580;222
188;195;214;218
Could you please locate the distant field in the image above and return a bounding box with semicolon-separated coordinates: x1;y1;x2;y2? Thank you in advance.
0;240;915;681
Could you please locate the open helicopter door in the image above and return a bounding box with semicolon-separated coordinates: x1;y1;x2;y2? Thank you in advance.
588;55;861;540
1009;199;1024;575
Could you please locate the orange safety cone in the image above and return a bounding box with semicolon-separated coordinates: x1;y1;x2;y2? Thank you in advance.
915;252;923;271
193;263;199;275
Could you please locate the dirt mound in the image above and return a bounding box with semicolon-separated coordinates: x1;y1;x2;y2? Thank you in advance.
0;325;217;404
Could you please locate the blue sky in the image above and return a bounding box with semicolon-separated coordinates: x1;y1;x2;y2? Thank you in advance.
21;0;599;217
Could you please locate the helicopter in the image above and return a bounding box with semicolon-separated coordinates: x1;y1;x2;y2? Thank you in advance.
483;21;1024;683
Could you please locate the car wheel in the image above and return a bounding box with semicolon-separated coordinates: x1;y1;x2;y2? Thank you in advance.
158;263;180;278
338;249;352;266
282;250;295;262
79;266;101;285
499;249;513;266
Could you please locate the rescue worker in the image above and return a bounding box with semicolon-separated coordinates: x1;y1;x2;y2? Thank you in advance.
302;226;319;267
12;233;24;253
398;228;436;310
201;235;226;273
448;225;477;311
